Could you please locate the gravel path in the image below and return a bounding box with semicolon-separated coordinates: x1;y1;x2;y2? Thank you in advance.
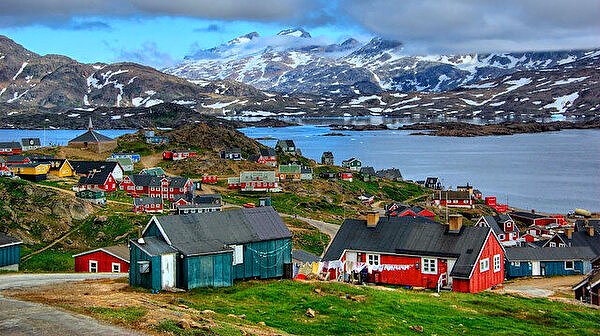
0;273;142;335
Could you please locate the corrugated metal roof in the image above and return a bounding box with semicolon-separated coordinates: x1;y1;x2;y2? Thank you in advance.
0;232;21;247
322;217;491;278
505;247;597;261
154;207;291;256
132;236;177;256
69;130;114;143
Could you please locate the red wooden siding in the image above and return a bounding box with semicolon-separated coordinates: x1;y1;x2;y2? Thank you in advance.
74;250;129;273
452;234;504;293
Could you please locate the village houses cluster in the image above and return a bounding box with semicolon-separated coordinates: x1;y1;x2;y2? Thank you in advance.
1;122;599;306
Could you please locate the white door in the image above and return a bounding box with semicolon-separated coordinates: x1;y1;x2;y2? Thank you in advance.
161;254;176;289
446;259;456;286
345;252;358;272
531;261;541;276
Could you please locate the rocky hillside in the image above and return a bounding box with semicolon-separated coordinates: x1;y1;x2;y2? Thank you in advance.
0;178;95;245
166;28;600;95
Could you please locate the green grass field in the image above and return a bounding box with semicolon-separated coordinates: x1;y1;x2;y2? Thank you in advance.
180;280;599;336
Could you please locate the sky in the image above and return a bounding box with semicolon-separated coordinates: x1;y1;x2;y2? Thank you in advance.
0;0;598;68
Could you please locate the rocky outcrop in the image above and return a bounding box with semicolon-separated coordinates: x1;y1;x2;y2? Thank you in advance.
0;179;95;245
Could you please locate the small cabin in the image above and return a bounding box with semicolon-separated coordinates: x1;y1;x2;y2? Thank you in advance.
21;138;41;151
341;157;362;171
129;207;292;290
0;142;23;156
221;147;242;161
574;269;600;306
73;245;130;273
321;151;334;165
76;189;107;205
0;233;22;271
133;197;164;214
505;247;595;278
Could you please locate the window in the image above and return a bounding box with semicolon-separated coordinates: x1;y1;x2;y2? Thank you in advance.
480;258;490;272
366;254;380;266
89;260;98;273
112;263;121;273
231;245;244;265
559;243;565;247
549;242;556;247
565;261;574;270
493;254;501;272
498;234;505;240
512;261;521;267
422;258;437;274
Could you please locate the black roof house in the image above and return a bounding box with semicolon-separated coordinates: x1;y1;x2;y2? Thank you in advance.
78;168;113;186
128;174;190;189
141;207;291;256
323;216;494;279
71;161;121;176
260;148;277;157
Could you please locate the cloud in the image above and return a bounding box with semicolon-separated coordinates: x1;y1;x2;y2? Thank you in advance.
193;24;223;33
110;41;175;68
69;20;112;31
340;0;600;53
0;0;326;27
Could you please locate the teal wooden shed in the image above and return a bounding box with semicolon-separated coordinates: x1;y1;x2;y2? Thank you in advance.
129;206;292;291
0;232;22;271
505;246;596;278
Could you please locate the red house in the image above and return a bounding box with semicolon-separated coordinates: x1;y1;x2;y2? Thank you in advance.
322;213;504;293
476;214;520;247
510;211;561;228
338;172;353;182
120;174;194;201
73;245;130;273
133;197;164;214
201;175;218;184
162;149;197;161
0;142;22;156
5;155;31;165
386;203;436;220
433;190;474;208
248;148;277;167
78;170;117;192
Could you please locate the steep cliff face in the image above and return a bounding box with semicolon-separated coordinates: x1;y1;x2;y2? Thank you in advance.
0;178;95;245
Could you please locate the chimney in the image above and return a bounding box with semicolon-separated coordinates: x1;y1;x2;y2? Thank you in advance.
587;226;595;237
366;211;380;228
565;228;574;239
448;214;463;232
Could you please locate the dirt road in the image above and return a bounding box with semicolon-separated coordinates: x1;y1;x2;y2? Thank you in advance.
500;275;585;298
0;273;141;336
280;213;339;238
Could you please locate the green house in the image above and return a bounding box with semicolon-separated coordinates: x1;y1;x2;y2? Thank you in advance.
129;207;292;291
0;233;22;271
341;157;362;171
76;189;106;205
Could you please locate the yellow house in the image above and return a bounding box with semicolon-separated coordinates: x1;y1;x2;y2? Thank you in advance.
49;159;75;177
29;158;76;177
9;163;51;181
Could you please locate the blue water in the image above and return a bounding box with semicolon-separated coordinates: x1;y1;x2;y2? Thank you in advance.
240;125;600;213
0;129;137;146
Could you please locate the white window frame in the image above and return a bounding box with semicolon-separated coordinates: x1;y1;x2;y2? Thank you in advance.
564;260;574;270
493;254;501;272
549;242;556;247
231;245;244;265
112;262;121;273
559;243;565;247
366;254;380;266
480;258;490;272
512;261;521;267
421;258;437;274
89;260;98;273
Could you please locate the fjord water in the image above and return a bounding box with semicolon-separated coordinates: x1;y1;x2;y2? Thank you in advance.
240;125;600;214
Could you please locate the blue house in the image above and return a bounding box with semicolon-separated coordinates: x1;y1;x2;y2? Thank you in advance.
505;247;595;278
0;233;22;271
110;152;141;163
129;207;292;291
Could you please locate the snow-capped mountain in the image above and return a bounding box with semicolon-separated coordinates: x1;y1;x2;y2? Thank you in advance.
165;29;600;95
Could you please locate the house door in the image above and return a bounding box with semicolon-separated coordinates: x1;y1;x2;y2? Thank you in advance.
446;259;456;286
161;254;176;289
531;261;541;276
345;252;358;272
